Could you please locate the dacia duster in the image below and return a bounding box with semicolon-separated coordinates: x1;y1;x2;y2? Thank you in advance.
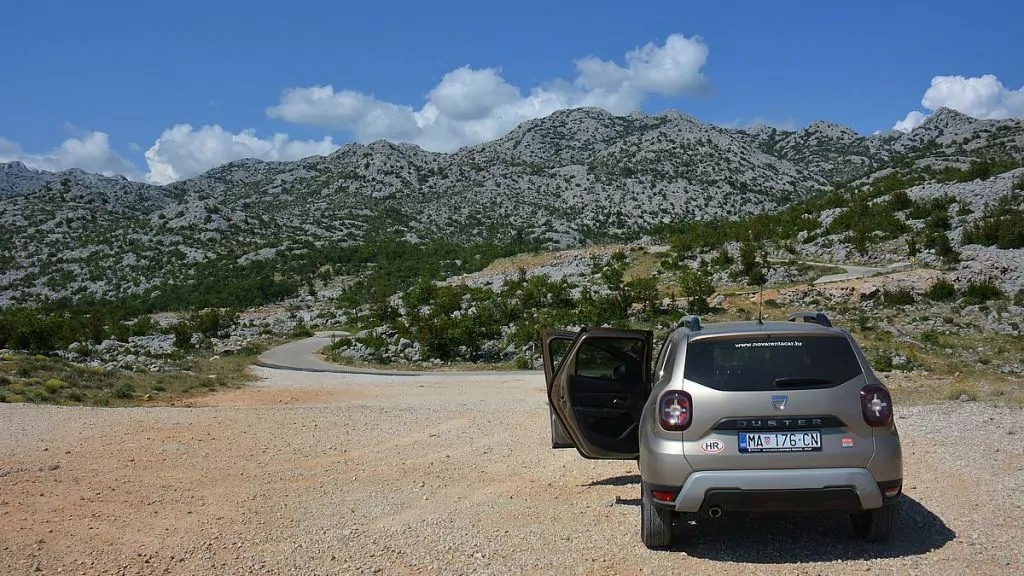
544;312;903;549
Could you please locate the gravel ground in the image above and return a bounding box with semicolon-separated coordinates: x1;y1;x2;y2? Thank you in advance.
1;368;1022;575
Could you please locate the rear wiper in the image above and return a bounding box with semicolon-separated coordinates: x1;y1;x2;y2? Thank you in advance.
773;377;832;387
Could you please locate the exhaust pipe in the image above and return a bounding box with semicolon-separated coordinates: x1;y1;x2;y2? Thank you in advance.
708;506;723;519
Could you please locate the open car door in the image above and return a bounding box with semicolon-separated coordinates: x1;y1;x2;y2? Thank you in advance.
542;330;578;449
546;327;653;460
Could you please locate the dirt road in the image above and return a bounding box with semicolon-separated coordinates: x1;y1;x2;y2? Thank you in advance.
2;365;1022;575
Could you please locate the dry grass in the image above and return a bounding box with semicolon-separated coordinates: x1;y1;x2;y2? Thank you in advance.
0;339;289;406
623;250;663;282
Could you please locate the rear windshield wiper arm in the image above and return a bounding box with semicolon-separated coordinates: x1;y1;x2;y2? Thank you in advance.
773;377;832;387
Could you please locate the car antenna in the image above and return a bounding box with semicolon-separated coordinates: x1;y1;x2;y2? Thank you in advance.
756;280;765;325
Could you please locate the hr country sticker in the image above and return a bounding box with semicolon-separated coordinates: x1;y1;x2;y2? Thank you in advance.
700;439;725;454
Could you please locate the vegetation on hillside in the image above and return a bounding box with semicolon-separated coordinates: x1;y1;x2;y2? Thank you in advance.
328;251;694;366
0;348;262;406
961;191;1024;249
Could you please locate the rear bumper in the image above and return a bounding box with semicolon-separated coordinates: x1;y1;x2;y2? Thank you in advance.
653;468;892;513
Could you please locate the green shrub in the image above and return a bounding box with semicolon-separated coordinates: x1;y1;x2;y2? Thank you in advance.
920;330;942;346
881;287;916;306
923;231;960;264
290;321;313;338
936;159;1018;183
43;378;66;393
623;277;660;319
961;280;1004;305
678;266;715;314
961;209;1024;249
925;279;958;301
888;189;914;211
112;381;135;399
190;309;231;339
1014;289;1024;307
172;322;193;350
869;350;894;372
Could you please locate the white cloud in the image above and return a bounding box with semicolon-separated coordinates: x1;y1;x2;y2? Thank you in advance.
0;131;141;178
0;126;340;184
4;33;711;182
427;67;521;121
892;74;1024;132
142;124;339;184
266;32;711;151
892;110;927;133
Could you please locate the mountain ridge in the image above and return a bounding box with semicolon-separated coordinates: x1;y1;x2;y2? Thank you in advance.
1;106;1023;308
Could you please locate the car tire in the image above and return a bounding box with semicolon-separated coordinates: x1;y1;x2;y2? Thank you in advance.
640;482;673;549
851;500;900;541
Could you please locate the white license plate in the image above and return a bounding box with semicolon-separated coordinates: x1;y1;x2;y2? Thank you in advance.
738;431;822;453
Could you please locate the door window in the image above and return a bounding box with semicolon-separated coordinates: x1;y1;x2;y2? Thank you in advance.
575;337;647;384
549;338;572;376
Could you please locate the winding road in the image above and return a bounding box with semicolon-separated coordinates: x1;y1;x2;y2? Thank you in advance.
257;331;537;377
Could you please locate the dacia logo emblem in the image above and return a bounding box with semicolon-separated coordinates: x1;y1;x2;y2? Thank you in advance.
771;395;788;411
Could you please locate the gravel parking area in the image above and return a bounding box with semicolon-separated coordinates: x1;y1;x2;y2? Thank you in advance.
1;367;1022;575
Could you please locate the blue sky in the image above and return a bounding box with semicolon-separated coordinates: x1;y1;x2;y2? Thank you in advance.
1;0;1021;182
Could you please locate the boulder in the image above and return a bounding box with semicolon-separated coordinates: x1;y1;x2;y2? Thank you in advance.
858;284;880;301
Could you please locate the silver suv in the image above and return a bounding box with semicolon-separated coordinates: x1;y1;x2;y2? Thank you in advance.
544;312;903;549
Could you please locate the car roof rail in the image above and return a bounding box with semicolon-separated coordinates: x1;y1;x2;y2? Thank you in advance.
787;311;833;328
678;315;702;331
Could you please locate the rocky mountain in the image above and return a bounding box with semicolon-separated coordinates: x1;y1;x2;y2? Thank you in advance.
894;107;1024;154
730;121;904;184
1;106;1023;308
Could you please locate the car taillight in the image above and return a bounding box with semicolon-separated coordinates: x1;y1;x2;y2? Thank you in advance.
659;391;692;431
860;384;893;426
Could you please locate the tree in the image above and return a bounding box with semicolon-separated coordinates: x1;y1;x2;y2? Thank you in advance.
739;241;769;286
678;265;715;314
172;322;193;350
598;260;622;291
906;234;919;258
738;241;759;278
624;277;660;319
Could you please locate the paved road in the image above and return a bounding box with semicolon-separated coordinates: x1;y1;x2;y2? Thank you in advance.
812;261;915;284
812;262;883;284
256;331;417;375
764;259;915;285
257;331;536;377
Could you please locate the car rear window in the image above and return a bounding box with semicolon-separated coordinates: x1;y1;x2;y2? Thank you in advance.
683;334;864;391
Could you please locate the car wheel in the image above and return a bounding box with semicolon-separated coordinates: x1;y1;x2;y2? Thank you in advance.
640;481;673;549
851;500;900;541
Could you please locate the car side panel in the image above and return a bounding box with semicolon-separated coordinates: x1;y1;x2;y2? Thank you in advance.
868;424;903;482
638;389;693;487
